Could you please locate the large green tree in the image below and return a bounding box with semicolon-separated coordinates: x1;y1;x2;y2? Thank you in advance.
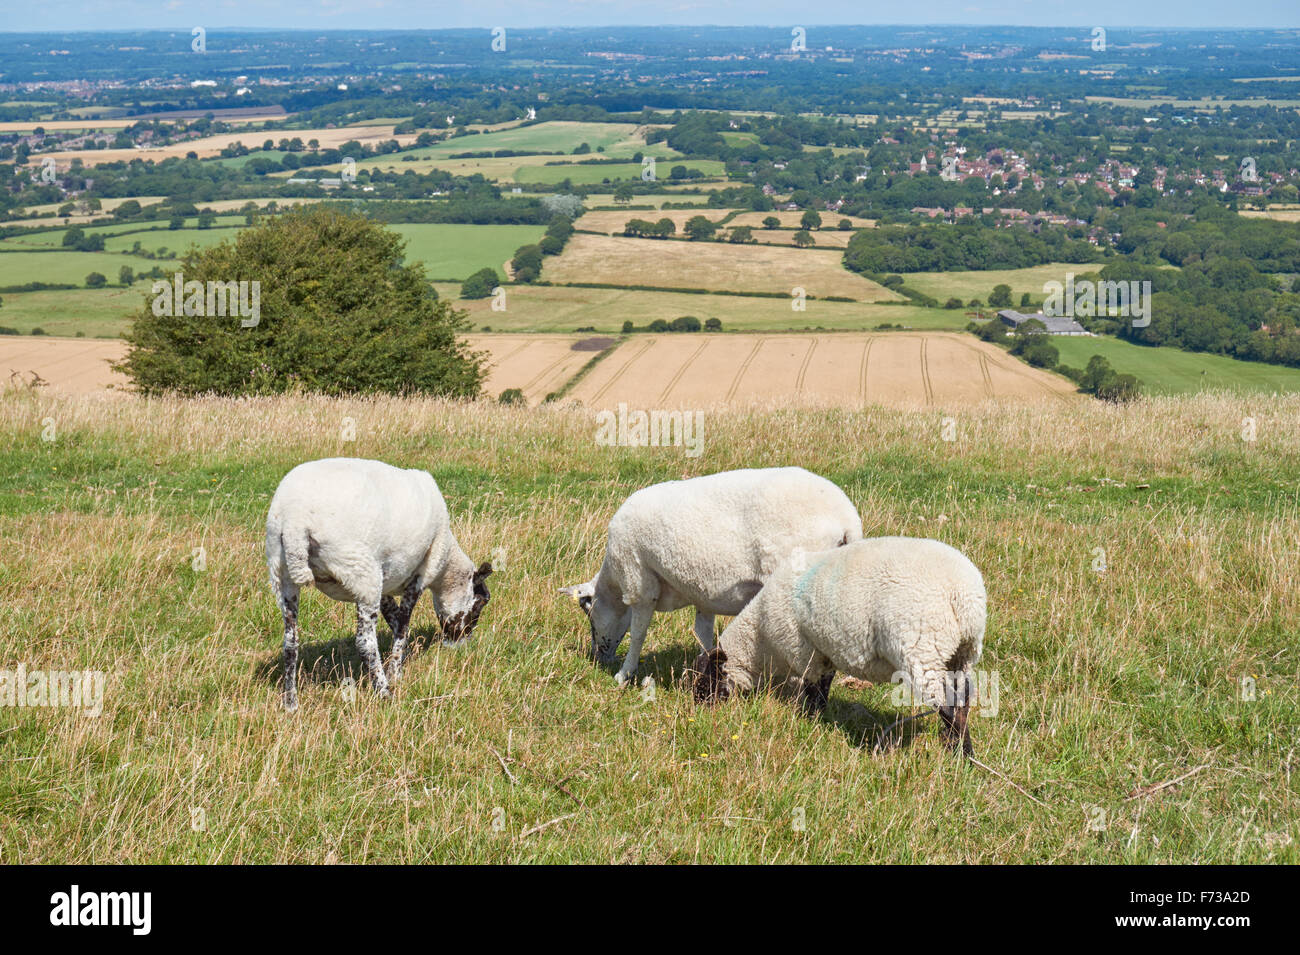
117;205;485;396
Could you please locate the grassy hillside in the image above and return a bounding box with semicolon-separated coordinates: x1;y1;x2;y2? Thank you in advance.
1052;336;1300;395
0;391;1295;862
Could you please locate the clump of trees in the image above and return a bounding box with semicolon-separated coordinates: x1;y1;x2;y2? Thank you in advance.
1057;355;1142;402
460;267;500;299
117;205;485;397
621;316;721;333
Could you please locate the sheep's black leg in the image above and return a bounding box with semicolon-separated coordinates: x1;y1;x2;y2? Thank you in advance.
800;670;834;717
280;585;300;712
355;600;389;698
385;581;422;684
938;672;974;756
380;596;401;635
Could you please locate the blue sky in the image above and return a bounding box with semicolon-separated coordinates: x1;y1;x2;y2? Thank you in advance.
4;1;1297;32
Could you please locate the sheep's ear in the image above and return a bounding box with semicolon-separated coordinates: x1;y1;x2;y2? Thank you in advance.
475;561;493;580
558;582;595;616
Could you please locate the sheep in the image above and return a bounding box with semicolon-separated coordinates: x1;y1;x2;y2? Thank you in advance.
265;457;492;711
693;537;986;755
560;467;863;686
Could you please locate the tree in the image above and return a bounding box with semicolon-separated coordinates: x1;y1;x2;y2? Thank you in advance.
989;284;1013;308
460;267;499;300
704;317;722;331
837;218;853;230
85;272;107;288
116;205;485;397
762;216;781;229
792;229;815;247
613;183;634;204
511;244;544;283
800;210;822;231
728;225;754;244
1020;292;1033;308
670;316;702;332
113;200;142;220
119;266;134;286
684;216;718;241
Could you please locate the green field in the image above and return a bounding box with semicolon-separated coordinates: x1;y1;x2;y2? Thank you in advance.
389;224;546;280
1;392;1296;862
1052;335;1300;395
415;121;653;160
0;286;139;337
514;159;726;186
0;251;141;287
903;263;1111;305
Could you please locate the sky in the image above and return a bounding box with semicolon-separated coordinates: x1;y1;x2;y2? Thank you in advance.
3;1;1297;32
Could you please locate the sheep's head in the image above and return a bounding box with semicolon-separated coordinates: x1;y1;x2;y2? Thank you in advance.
559;581;623;666
439;561;492;643
692;647;732;704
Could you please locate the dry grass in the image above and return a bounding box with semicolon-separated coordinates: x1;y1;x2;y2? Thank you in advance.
0;390;1297;862
544;234;904;301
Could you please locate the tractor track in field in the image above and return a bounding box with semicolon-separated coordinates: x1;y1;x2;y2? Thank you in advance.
657;339;710;405
588;338;657;405
919;337;935;405
857;337;874;401
521;349;580;394
794;337;818;393
725;338;766;402
950;336;1072;404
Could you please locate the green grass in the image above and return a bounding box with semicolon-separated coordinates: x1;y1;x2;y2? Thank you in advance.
515;160;725;186
416;121;651;159
101;226;245;257
390;224;546;280
1052;336;1300;395
903;263;1111;305
0;286;140;337
0;251;141;288
0;392;1296;862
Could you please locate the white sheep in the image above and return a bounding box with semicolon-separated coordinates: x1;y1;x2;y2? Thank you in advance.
560;467;863;685
693;537;986;755
265;457;492;711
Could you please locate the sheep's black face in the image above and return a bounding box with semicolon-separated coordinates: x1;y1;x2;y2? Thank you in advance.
693;647;731;704
441;562;492;643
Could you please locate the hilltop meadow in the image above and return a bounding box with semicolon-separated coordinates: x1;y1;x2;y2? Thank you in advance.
0;388;1296;863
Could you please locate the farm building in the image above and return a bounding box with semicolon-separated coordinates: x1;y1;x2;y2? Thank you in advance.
997;309;1090;336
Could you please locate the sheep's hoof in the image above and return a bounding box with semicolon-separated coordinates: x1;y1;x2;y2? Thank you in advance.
375;687;392;700
283;698;298;714
614;670;635;688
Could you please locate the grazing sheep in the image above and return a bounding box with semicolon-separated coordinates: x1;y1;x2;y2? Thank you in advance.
560;467;863;686
694;537;986;755
265;457;492;711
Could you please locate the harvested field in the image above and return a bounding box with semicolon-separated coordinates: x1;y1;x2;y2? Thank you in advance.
469;334;593;404
0;337;127;393
566;332;1076;409
544;234;903;301
2;334;595;406
576;209;728;234
38;125;417;168
727;211;876;229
